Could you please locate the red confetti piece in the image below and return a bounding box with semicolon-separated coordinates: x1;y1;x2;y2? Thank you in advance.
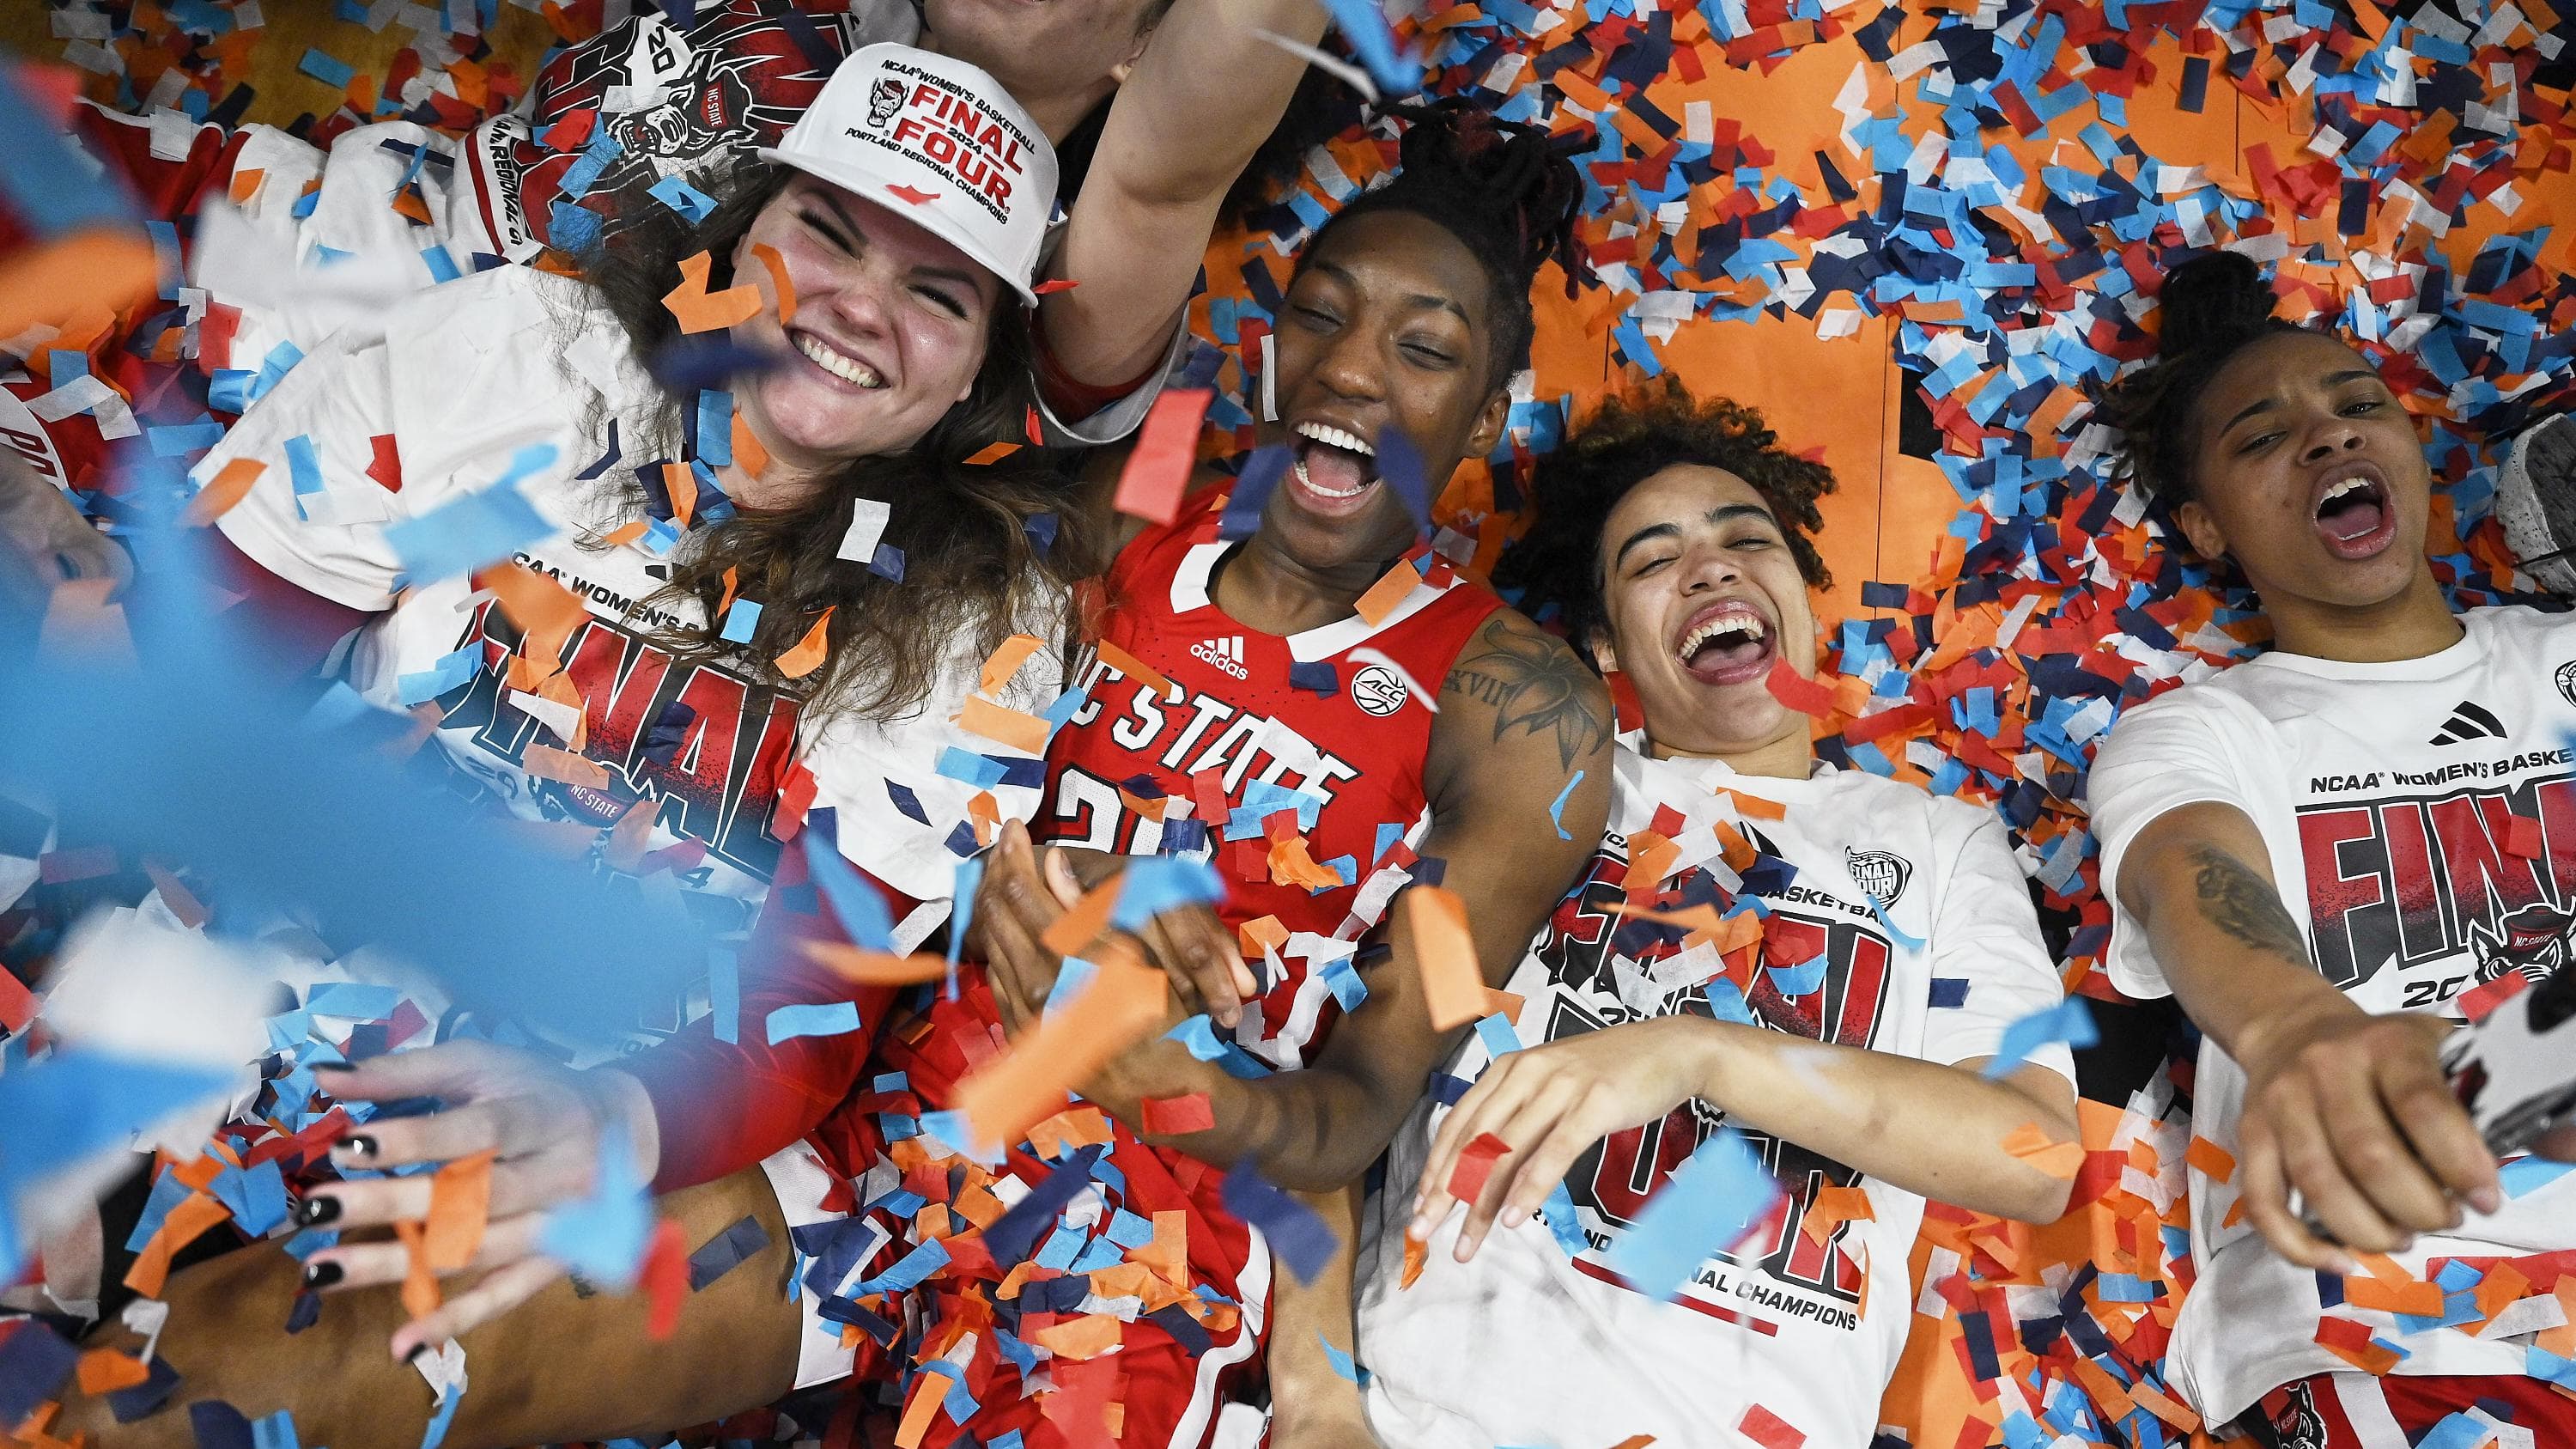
1140;1093;1216;1135
1447;1131;1512;1203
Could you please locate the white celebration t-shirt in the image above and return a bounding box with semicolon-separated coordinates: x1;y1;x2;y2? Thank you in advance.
201;263;1060;958
2089;603;2576;1422
1358;740;2075;1449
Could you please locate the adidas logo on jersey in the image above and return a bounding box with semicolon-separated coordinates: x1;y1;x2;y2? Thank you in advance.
2430;700;2507;746
1192;635;1249;679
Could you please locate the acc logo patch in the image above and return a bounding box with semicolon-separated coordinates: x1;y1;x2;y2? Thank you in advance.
1351;663;1407;717
1844;847;1911;909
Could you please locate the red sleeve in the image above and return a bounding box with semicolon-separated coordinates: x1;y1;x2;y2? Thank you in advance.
205;529;374;679
616;831;905;1192
1030;307;1166;423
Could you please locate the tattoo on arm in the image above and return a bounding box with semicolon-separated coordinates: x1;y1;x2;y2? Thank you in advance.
1443;618;1612;771
2187;845;2313;965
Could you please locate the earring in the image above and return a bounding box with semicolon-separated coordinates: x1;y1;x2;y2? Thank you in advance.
1260;332;1278;423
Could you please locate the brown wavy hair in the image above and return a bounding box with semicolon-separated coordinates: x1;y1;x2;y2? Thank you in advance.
561;161;1104;725
1500;381;1836;665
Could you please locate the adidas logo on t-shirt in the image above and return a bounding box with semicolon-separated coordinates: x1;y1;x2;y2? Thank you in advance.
1192;635;1249;679
2429;699;2507;746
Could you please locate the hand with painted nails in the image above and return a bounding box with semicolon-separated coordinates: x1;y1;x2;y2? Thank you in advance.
973;821;1259;1030
294;1038;659;1360
1406;1016;1713;1263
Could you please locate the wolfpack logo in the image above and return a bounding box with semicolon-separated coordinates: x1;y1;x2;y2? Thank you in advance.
866;76;905;129
2469;902;2576;988
506;8;843;248
2557;661;2576;710
1191;636;1249;679
2300;770;2576;1007
1540;862;1893;1314
1844;847;1911;908
440;588;802;887
2266;1383;2330;1449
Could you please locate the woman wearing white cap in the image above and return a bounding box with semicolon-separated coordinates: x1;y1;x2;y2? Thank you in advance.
58;45;1107;1449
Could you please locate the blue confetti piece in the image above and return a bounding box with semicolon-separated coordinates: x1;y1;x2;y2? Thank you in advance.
696;390;733;467
710;948;738;1045
537;1129;652;1291
296;48;355;88
1316;0;1421;97
380;445;560;583
1166;1014;1228;1061
1547;770;1584;841
799;812;896;950
1766;955;1827;996
396;644;478;707
856;1237;952;1296
1110;855;1227;932
1220;1163;1336;1282
148;417;226;457
1704;977;1757;1026
1374;427;1433;532
304;981;401;1018
2529;1344;2576;1391
1862;891;1924;952
1601;1124;1780;1301
1319;955;1367;1010
648;174;718;223
1539;1180;1591;1256
1928;977;1971;1008
719;598;762;644
1317;1331;1369;1387
766;1000;860;1044
419;244;460;283
1473;1012;1523;1059
1221;445;1290;539
1981;998;2096;1079
884;779;928;825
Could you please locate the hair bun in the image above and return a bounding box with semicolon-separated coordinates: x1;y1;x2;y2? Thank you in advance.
1387;99;1584;288
2157;251;2278;358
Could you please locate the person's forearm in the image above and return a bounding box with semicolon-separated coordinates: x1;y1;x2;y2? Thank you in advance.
1093;1036;1413;1191
1110;0;1325;206
1692;1019;2076;1223
2123;805;2368;1064
1263;1184;1374;1431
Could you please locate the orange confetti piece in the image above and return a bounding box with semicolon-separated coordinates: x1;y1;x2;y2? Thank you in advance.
1096;639;1181;702
1031;1312;1124;1360
2184;1135;2237;1183
1798;1183;1875;1245
716;564;740;621
959;695;1049;755
393;1219;440;1319
951;947;1167;1151
0;229;157;341
1400;1230;1428;1289
523;742;612;788
1267;831;1346;891
1406;886;1487;1031
979;634;1047;695
1722;788;1788;822
1040;879;1121;957
1028;1105;1116;1157
2342;1273;2445;1316
228;167;265;205
732;412;769;481
895;1368;953;1449
663;461;696;531
750;241;796;325
1354;563;1421;626
600;519;649;548
805;941;953;984
477;562;587;665
2001;1121;2085;1180
963;441;1022;466
76;1349;150;1396
181;459;264;526
775;606;834;680
123;1190;228;1298
1625;831;1680;894
1238;915;1290;958
661;249;763;333
423;1148;496;1269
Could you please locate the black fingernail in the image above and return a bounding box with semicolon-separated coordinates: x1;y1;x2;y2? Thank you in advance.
337;1135;378;1160
296;1195;343;1227
404;1342;429;1365
303;1260;344;1288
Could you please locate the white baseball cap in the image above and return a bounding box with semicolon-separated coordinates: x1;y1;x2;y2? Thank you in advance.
756;44;1058;308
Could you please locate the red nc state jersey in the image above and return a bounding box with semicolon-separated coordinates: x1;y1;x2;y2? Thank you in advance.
1036;492;1503;1067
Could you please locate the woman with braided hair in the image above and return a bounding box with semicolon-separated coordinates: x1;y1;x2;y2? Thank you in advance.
206;100;1618;1449
2085;250;2576;1446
